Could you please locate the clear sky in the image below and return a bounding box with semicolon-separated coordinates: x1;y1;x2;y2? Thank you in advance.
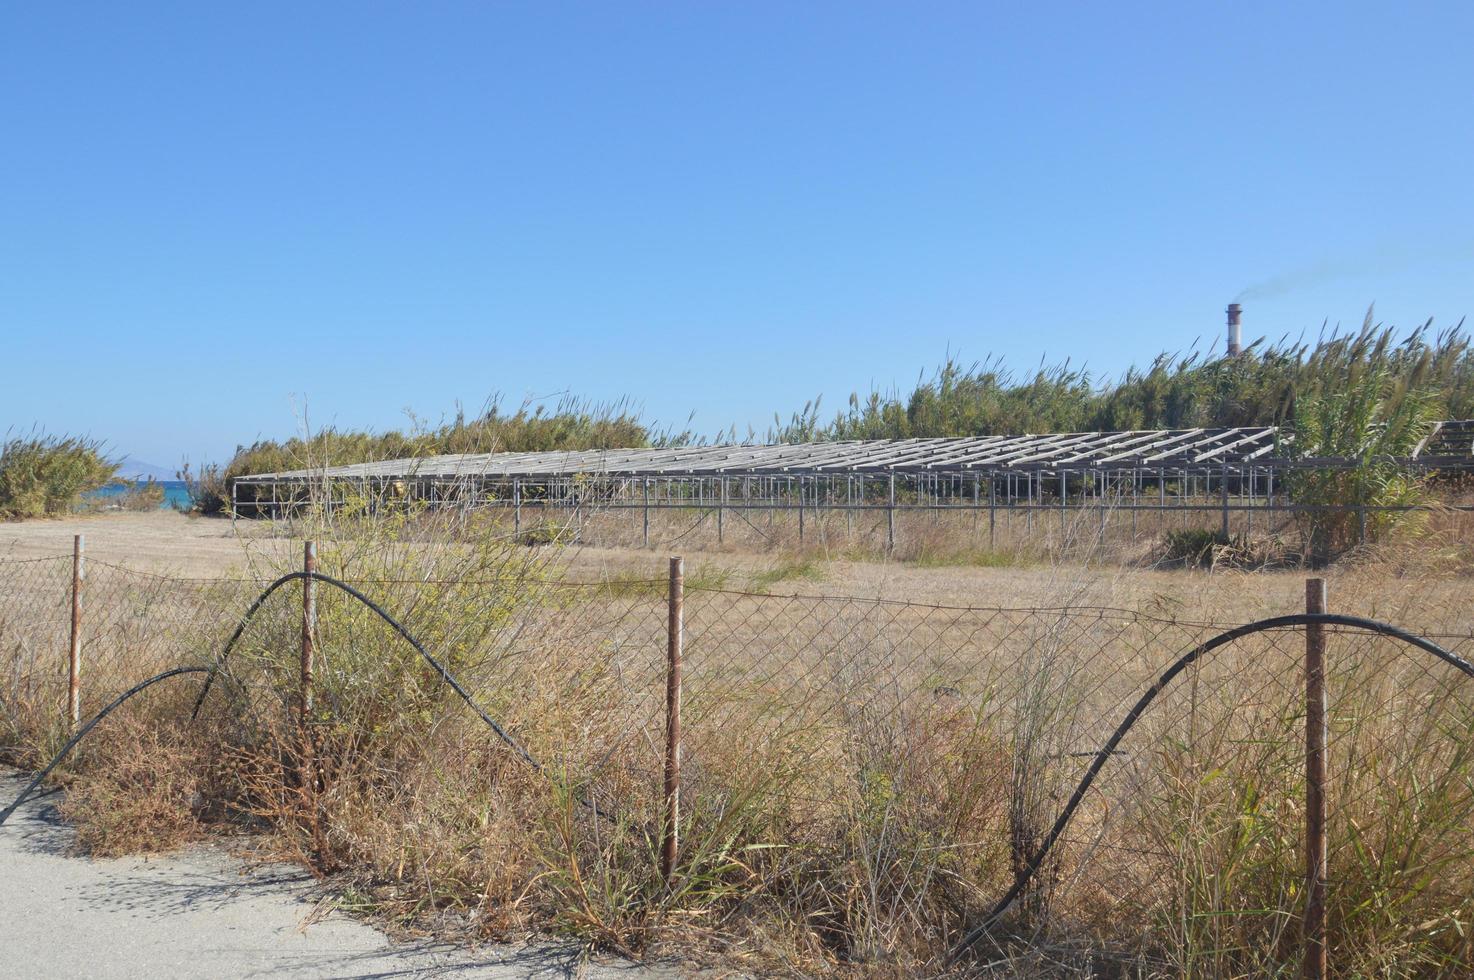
4;2;1473;467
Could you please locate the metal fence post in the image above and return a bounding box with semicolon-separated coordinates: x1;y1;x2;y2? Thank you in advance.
643;477;651;549
1304;577;1328;980
68;534;84;728
301;541;316;723
299;540;328;860
662;556;684;884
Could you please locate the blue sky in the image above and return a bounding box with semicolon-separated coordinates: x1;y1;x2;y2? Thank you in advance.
4;2;1473;467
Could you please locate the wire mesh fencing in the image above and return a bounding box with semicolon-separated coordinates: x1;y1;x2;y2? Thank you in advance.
2;544;1472;974
0;555;74;756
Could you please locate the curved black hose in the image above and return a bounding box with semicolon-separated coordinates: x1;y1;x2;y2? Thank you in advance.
7;569;606;840
949;613;1474;962
1;666;210;828
191;570;540;771
189;570;629;825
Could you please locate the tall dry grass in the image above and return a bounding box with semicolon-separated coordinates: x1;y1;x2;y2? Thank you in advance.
2;498;1473;976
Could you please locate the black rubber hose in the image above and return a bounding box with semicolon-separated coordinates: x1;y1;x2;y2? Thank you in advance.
1;666;210;828
6;568;610;837
191;570;541;771
186;571;633;826
949;612;1474;962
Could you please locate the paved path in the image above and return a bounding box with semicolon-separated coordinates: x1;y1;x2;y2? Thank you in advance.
0;773;672;979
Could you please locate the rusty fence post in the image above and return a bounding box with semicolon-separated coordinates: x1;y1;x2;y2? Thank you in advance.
1304;577;1328;980
300;540;325;860
661;556;684;884
68;534;84;728
301;540;316;725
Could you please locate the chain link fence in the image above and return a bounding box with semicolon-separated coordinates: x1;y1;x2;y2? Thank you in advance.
2;542;1472;975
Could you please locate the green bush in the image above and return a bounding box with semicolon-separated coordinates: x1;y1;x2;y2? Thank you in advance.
109;478;166;512
178;461;229;515
1161;528;1231;567
0;433;117;518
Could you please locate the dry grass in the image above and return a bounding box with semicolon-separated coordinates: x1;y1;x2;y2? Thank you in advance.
59;714;215;856
3;504;1474;976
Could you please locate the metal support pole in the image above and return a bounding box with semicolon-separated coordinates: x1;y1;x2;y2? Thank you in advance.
972;472;980;536
1248;465;1255;538
1131;467;1139;539
1304;577;1329;980
717;478;725;545
662;557;684;884
513;477;521;538
845;475;854;538
1097;470;1106;547
643;477;650;548
1221;463;1230;539
988;474;996;551
797;475;805;545
887;473;896;553
1060;469;1067;541
68;534;83;727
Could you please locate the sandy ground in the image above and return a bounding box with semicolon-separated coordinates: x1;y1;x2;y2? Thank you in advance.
0;511;286;577
2;510;1467;630
2;509;1465;630
0;771;676;980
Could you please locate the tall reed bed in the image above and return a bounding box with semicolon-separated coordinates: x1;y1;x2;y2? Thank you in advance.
0;432;117;518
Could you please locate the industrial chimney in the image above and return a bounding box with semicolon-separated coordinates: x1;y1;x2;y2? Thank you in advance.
1226;303;1243;357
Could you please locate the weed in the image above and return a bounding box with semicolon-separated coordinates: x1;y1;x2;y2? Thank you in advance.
750;559;824;592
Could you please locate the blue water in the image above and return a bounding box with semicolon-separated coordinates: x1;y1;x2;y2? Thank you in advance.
89;480;193;510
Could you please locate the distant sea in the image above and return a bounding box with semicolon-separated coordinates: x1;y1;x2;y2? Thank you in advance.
89;480;193;511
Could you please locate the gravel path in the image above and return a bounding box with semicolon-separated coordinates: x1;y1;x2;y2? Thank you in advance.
0;772;670;980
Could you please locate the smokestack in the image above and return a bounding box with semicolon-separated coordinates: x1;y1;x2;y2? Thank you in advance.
1226;303;1242;357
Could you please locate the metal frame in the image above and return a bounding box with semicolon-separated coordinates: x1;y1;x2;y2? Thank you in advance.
229;424;1474;541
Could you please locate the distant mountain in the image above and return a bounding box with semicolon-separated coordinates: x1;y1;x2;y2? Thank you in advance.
114;458;178;481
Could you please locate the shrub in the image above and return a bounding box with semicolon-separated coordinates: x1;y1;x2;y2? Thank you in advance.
178;461;229;515
0;432;117;518
1161;528;1231;567
108;478;166;512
